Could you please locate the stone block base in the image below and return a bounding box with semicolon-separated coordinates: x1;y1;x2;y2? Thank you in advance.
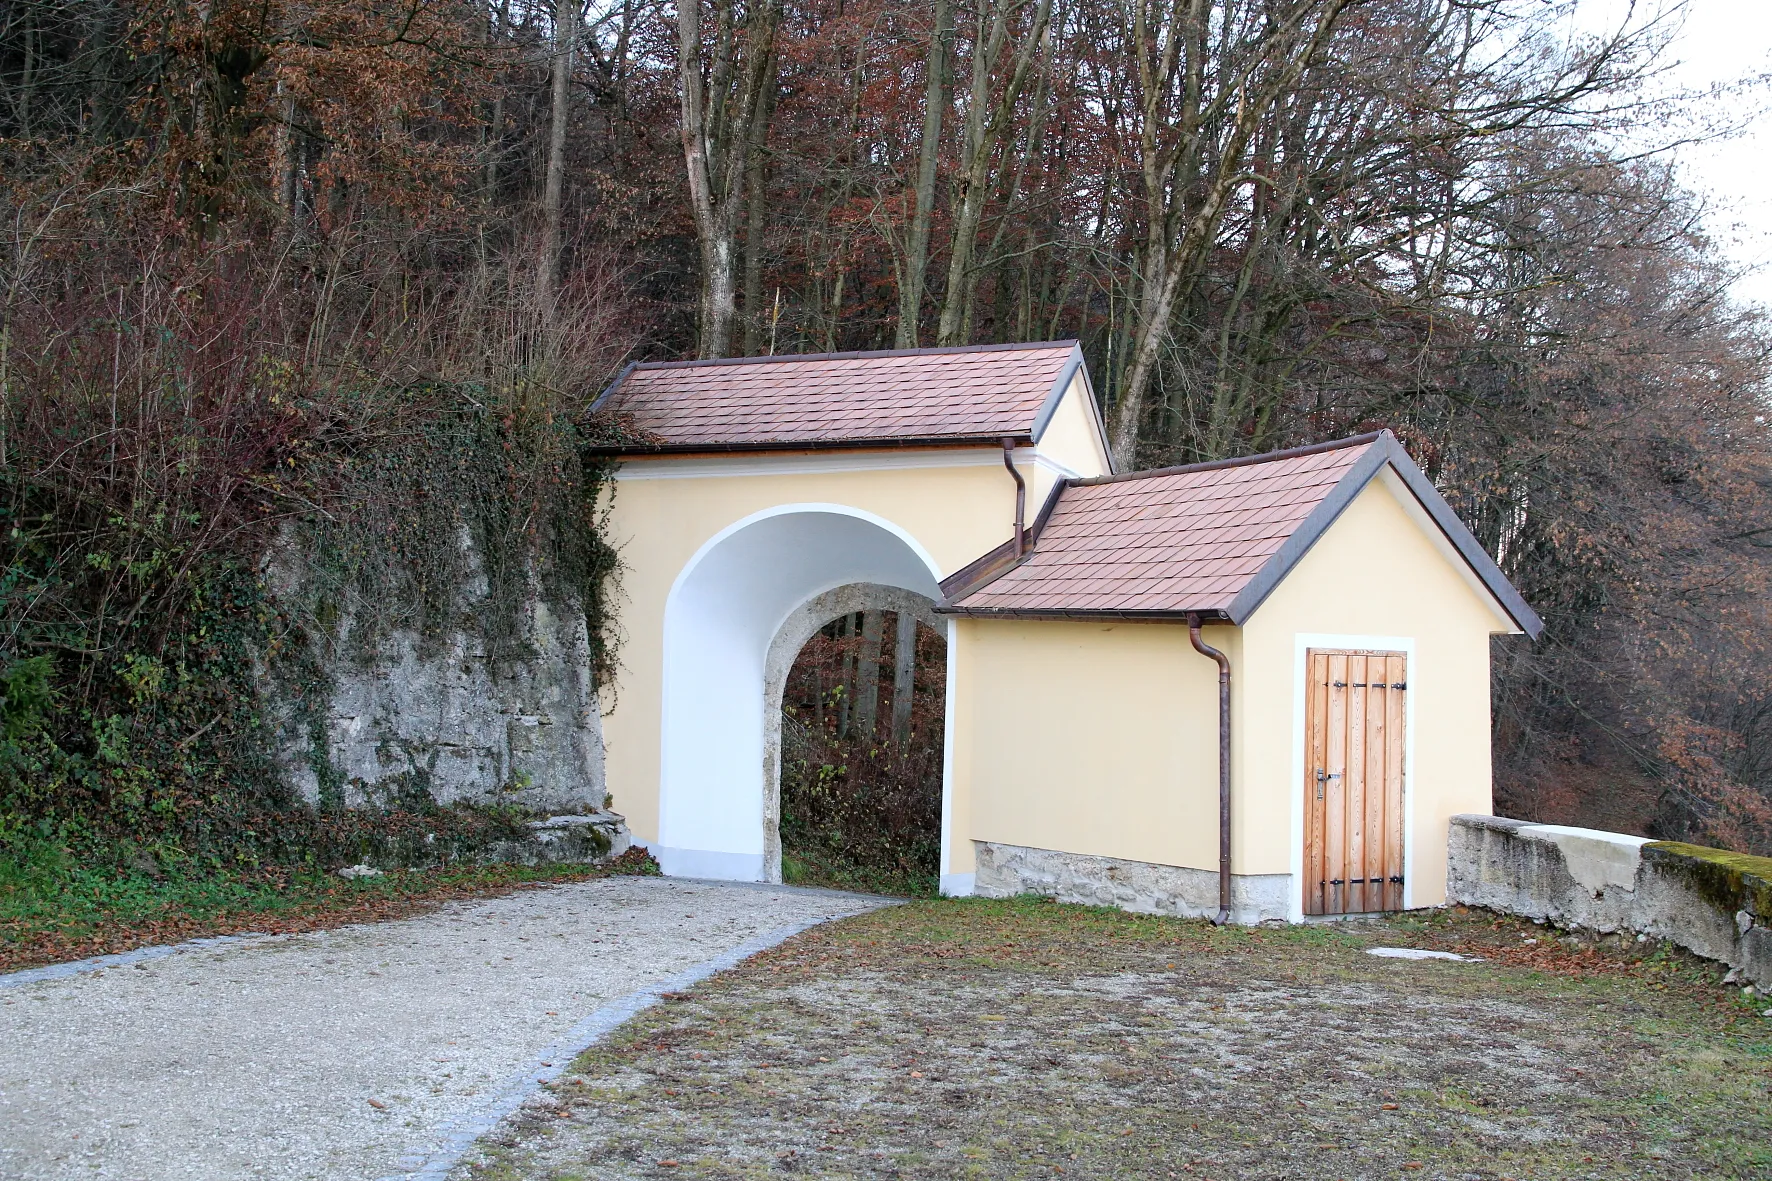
973;841;1289;924
478;812;631;867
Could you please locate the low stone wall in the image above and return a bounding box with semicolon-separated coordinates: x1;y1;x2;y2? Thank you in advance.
478;812;631;866
1448;814;1772;988
973;840;1290;924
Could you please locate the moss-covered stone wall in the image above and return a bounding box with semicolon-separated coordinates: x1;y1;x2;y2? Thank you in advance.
1448;815;1772;989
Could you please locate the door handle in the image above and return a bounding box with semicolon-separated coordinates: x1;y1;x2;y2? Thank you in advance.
1314;769;1339;799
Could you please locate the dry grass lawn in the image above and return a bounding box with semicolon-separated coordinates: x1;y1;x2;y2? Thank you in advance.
458;898;1772;1181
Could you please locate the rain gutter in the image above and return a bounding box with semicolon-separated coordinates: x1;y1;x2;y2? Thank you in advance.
1188;612;1233;926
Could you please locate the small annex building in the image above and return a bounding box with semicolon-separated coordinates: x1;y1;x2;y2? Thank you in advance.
590;341;1542;923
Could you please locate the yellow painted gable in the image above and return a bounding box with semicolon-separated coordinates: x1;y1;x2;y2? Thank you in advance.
1033;373;1112;477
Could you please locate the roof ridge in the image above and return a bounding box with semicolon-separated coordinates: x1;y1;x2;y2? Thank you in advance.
1070;431;1386;486
625;340;1078;374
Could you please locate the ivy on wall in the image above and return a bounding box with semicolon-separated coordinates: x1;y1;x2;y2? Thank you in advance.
0;243;628;879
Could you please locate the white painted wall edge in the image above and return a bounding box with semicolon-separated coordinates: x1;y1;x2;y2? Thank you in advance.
939;617;958;884
1288;632;1418;923
940;872;976;897
655;847;766;882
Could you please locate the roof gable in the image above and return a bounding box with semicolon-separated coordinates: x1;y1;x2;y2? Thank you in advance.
591;341;1087;453
943;431;1543;638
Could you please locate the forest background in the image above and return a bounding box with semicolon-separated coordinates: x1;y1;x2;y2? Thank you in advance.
3;0;1772;882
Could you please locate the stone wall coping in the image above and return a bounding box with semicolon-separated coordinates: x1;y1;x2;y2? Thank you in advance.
1513;822;1652;848
1449;812;1530;834
1513;823;1650;894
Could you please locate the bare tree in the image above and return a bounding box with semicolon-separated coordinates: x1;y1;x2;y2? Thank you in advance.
1100;0;1354;469
678;0;782;358
540;0;578;305
934;0;1052;346
895;0;953;349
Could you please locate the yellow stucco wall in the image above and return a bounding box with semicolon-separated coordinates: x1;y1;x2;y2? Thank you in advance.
1033;374;1112;477
952;617;1228;876
958;475;1515;911
606;461;1005;846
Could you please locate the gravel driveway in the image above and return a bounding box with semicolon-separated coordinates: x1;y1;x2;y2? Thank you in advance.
0;876;887;1181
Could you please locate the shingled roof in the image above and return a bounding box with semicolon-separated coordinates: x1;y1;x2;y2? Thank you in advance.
589;341;1089;452
943;431;1542;637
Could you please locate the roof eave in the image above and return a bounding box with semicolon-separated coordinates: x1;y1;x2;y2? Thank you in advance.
615;339;1078;377
935;605;1235;622
1069;431;1384;488
585;433;1034;458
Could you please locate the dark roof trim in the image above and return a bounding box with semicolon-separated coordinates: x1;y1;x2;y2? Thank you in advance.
939;606;1235;622
589;360;641;414
583;434;1030;458
1069;431;1384;487
936;537;1020;603
1028;343;1115;475
1029;344;1083;443
937;478;1069;603
1223;431;1543;638
610;339;1075;380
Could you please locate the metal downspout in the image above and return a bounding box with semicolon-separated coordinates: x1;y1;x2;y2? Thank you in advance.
1002;437;1026;554
1188;612;1232;925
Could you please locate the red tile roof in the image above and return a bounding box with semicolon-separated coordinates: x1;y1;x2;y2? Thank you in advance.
590;342;1083;451
944;431;1543;636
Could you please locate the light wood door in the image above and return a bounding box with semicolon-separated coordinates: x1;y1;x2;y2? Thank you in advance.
1304;649;1406;915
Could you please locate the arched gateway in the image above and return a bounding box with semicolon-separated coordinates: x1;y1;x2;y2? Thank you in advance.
589;342;1540;920
592;343;1110;895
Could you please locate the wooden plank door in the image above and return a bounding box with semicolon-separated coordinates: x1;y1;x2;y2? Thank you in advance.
1303;649;1407;915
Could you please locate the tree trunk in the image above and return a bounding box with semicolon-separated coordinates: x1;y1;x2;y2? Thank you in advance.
854;610;884;740
896;0;951;350
836;614;854;740
741;44;780;356
539;0;576;307
891;612;917;745
678;0;782;359
484;0;511;203
275;81;299;235
935;0;1051;346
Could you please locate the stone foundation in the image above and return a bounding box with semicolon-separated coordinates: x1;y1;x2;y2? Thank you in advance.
973;841;1290;924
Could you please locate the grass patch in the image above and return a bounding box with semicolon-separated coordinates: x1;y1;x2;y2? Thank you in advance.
0;844;658;973
465;897;1772;1180
781;847;937;899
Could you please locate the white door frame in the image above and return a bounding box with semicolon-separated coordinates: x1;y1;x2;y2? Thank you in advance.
1287;633;1417;922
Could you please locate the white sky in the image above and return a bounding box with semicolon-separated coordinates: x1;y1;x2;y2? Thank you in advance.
1572;0;1772;306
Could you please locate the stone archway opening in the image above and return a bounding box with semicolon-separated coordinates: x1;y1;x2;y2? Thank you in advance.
766;586;947;896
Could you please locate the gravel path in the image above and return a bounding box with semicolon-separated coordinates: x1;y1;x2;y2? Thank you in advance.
0;876;887;1181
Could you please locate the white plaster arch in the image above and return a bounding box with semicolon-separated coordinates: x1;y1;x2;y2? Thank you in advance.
656;504;944;880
